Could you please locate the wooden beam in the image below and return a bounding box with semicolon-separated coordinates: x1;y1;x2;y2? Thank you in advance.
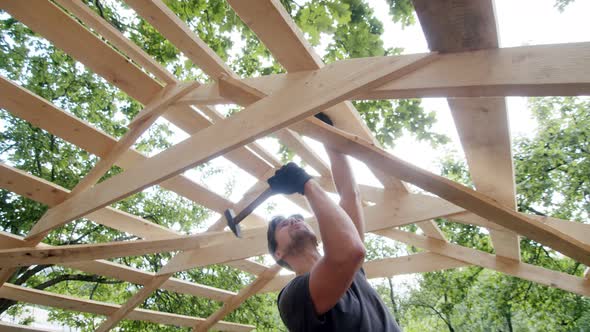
96;274;172;332
22;51;434;241
449;97;520;260
0;76;233;214
0;284;254;331
0;230;237;268
193;265;282;332
260;253;468;293
227;0;408;192
412;0;520;260
379;229;590;297
123;0;233;79
178;42;590;104
291;119;590;266
53;0;176;84
159;193;463;275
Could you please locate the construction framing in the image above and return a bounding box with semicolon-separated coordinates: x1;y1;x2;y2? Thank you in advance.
0;0;588;331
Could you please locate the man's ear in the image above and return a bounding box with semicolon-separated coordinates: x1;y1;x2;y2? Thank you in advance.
274;249;284;261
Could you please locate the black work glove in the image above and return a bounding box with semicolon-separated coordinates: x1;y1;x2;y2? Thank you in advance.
314;112;334;126
267;162;312;195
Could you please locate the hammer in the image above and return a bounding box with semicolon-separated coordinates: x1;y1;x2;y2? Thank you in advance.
225;187;275;237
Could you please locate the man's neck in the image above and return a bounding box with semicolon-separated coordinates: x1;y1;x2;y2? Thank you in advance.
291;248;321;276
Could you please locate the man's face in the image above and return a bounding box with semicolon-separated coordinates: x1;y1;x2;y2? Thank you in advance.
274;216;317;261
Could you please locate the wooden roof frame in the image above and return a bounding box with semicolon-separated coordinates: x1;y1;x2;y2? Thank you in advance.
0;0;588;330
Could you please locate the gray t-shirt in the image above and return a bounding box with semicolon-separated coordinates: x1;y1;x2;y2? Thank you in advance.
277;268;402;331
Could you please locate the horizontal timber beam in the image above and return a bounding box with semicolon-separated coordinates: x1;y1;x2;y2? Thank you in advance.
379;229;590;297
0;232;236;302
177;42;590;106
260;252;469;293
159;193;463;274
0;284;253;331
291;119;590;266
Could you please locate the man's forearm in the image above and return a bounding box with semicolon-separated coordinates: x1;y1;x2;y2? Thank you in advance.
304;180;365;263
325;148;365;240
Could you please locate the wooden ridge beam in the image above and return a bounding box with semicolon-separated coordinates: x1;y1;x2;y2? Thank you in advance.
177;42;590;105
379;229;590;297
260;253;469;293
22;51;434;242
0;284;254;331
291;119;590;266
412;0;520;260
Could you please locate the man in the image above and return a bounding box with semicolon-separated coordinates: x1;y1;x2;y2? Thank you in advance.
266;114;401;331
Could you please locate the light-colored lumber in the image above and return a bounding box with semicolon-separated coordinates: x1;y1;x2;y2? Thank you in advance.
95;274;172;332
0;76;233;214
194;264;282;332
123;0;233;79
178;42;590;104
291;119;590;266
379;229;590;297
159;193;463;275
22;51;434;241
1;0;161;103
0;284;253;331
227;0;408;192
449;97;520;260
412;0;520;260
261;253;468;293
53;0;176;84
0;232;237;303
0;230;236;268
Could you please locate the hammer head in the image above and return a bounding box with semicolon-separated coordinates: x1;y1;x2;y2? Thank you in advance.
224;209;241;237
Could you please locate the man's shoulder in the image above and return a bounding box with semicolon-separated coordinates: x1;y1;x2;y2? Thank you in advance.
278;273;309;305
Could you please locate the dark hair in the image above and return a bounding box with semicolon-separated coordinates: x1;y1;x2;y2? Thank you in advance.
267;214;304;270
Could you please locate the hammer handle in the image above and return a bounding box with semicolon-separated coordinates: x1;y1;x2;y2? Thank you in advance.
233;187;275;226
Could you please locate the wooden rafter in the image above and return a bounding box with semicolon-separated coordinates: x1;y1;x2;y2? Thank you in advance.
0;284;254;331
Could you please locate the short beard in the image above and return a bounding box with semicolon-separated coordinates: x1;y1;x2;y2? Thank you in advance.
285;228;318;257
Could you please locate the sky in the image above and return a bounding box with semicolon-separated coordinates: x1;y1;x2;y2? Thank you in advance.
2;0;590;329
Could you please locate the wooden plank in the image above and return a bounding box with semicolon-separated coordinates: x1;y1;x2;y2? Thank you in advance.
413;0;520;260
379;229;590;297
0;76;233;214
53;0;176;84
193;265;282;332
0;0;161;103
291;119;590;266
0;163;176;240
412;0;499;52
0;284;254;331
260;253;468;293
124;0;233;79
227;0;408;192
179;43;590;103
159;193;463;275
0;230;237;268
68;82;198;197
0;232;236;302
449;97;520;260
22;52;434;240
96;274;172;332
